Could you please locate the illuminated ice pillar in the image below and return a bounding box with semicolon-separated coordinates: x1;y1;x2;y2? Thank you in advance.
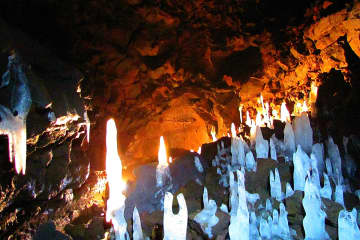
156;136;171;187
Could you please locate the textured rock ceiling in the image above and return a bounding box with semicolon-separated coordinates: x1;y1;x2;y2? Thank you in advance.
1;0;359;168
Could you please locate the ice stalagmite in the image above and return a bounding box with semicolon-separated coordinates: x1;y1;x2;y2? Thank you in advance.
293;145;310;191
343;136;357;178
284;121;295;161
260;217;271;239
270;168;283;201
250;212;260;240
163;192;188;240
270;138;277;161
320;174;332;200
327;137;343;184
335;184;345;207
0;54;32;175
231;134;245;168
293;112;313;155
302;178;329;240
132;207;144;240
279;203;290;238
245;151;256;172
265;199;272;212
272;209;281;238
325;158;333;180
229;170;249;240
310;155;321;190
255;126;269;159
338;208;360;240
194;187;219;238
285;182;294;198
312;143;325;176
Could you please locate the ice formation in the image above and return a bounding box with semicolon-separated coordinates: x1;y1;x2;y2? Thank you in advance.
269;138;277;161
335;184;345;207
245;151;256;172
231;134;245;168
310;155;321;190
326;137;343;184
272;209;281;238
312;143;325;176
270;168;283;201
279;203;290;238
285;182;294;198
338;208;360;240
229;170;249;240
302;178;329;240
325;158;333;179
246;192;260;207
194;156;204;173
293;145;310;191
0;54;32;175
284;121;295;161
249;212;260;239
293;113;313;155
163;192;188;240
255;126;269;159
271;134;286;157
265;199;272;212
132;207;144;240
156;137;172;188
320;173;332;200
259;216;271;239
194;187;219;238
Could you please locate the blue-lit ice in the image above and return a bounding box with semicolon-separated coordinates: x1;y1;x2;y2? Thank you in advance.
279;203;291;238
326;137;343;184
231;134;245;168
270;138;277;161
270;168;283;201
320;173;332;200
343;136;357;178
255;126;269;159
285;182;294;198
249;211;260;240
245;151;256;172
293;145;310;191
338;208;360;240
312;143;325;176
335;184;345;207
132;207;144;240
194;187;219;238
194;156;204;173
293;113;313;155
284;121;296;161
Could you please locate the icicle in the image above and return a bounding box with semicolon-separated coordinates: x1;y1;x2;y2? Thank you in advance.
285;182;294;198
194;187;219;238
302;177;329;240
338;208;360;240
284;121;295;161
255;126;269;159
245;151;256;172
270;169;283;201
163;192;188;240
269;138;277;161
132;207;144;240
320;173;332;200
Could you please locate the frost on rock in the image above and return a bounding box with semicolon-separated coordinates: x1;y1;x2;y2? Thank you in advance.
194;156;204;173
293;113;313;155
229;170;249;240
194;187;219;238
285;182;294;198
284;122;296;161
132;207;144;240
293;145;310;191
255;126;269;159
302;178;329;240
250;212;260;240
270;138;277;161
0;54;32;175
231;135;245;168
338;208;360;240
163;192;188;240
270;168;283;201
312;143;325;176
320;174;332;200
326;137;343;184
245;151;256;172
335;184;345;207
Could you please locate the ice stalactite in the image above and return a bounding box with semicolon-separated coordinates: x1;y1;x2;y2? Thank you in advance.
0;53;32;175
163;192;188;240
338;208;360;239
132;207;144;240
194;187;219;238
